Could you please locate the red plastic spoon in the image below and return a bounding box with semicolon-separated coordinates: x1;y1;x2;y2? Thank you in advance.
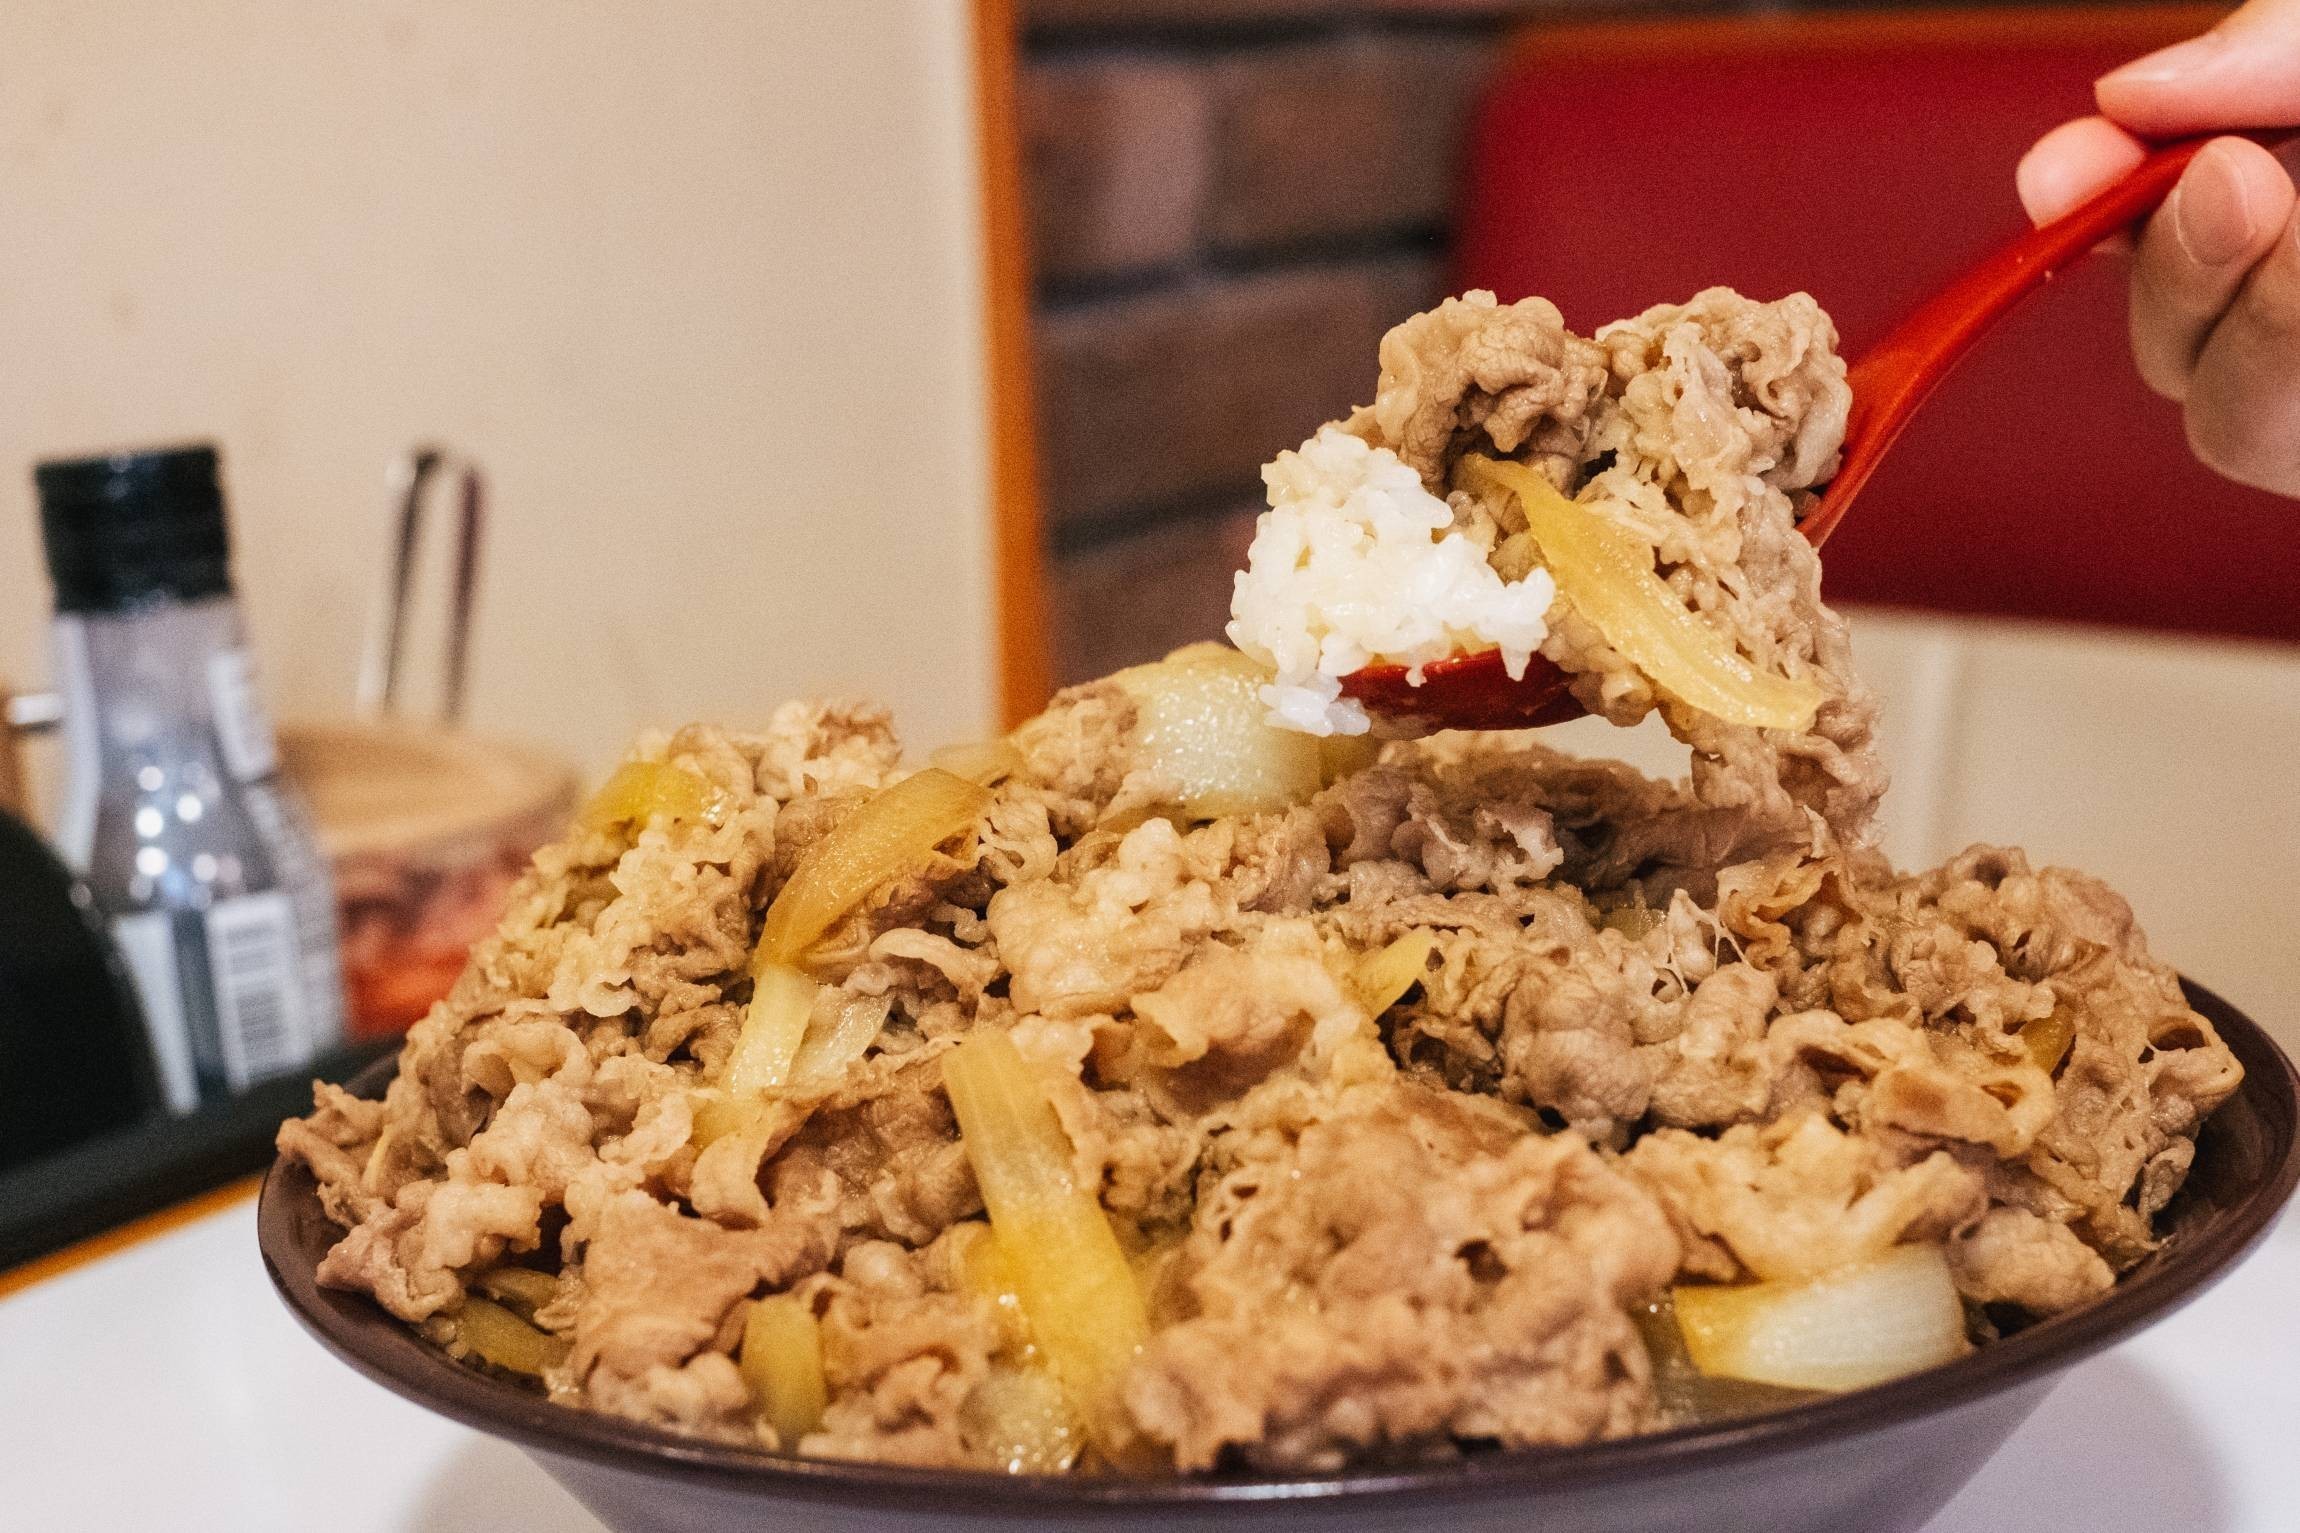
1337;131;2288;735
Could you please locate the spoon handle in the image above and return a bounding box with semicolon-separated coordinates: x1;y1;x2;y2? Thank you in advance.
1804;129;2295;546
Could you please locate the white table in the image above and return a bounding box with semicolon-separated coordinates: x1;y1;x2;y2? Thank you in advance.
4;1190;2295;1532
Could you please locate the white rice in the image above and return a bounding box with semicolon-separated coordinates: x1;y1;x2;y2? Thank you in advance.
1225;426;1556;736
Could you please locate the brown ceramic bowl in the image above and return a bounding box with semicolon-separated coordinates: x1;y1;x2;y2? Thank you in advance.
259;980;2300;1533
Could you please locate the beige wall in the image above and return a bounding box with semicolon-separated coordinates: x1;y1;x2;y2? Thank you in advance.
0;0;999;787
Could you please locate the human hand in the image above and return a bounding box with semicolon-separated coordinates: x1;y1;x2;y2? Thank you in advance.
2018;0;2300;495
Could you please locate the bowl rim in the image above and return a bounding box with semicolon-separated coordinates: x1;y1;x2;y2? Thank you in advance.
259;977;2300;1513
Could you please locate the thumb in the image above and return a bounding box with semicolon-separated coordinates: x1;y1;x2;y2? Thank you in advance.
2097;0;2300;135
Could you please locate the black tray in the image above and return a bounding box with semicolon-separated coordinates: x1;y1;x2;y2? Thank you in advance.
0;1040;394;1273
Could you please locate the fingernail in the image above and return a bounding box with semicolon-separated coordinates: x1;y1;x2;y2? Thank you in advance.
2102;31;2227;86
2173;146;2258;267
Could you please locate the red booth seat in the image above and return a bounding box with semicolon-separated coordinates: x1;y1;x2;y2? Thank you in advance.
1457;6;2297;644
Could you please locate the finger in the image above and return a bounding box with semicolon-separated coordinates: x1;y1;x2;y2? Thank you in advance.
2128;137;2297;399
2097;0;2300;135
2018;116;2150;226
2183;205;2300;494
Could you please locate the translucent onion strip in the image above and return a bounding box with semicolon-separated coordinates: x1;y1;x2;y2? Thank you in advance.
2021;1013;2074;1074
1111;645;1323;819
473;1266;558;1317
930;739;1028;787
724;962;821;1096
1637;1295;1820;1423
708;986;889;1142
1673;1243;1969;1392
951;1220;1026;1323
790;992;893;1089
963;1363;1082;1475
1350;930;1436;1017
754;767;992;966
579;760;731;834
948;1222;1084;1474
741;1295;829;1445
1600;905;1667;941
689;1089;764;1148
1459;455;1823;732
452;1295;568;1378
942;1032;1150;1454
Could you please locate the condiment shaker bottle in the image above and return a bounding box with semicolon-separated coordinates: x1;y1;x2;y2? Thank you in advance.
35;445;347;1112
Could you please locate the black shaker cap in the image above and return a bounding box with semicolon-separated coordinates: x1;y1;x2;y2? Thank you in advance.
34;444;233;614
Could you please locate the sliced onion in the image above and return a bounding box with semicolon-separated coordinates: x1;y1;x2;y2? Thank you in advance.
1112;644;1323;819
790;991;893;1088
943;1031;1149;1456
950;1221;1022;1311
754;767;991;965
688;1088;762;1148
1638;1296;1821;1423
1673;1242;1970;1393
740;1294;829;1445
724;962;821;1096
1351;930;1436;1017
1600;904;1667;941
930;738;1028;786
1459;455;1823;732
947;1222;1084;1472
963;1363;1083;1475
472;1266;558;1317
451;1295;568;1378
579;760;731;833
706;982;887;1140
2021;1013;2074;1073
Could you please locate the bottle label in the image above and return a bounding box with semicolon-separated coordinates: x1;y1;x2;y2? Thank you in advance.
206;891;312;1090
207;648;280;782
240;783;348;1052
109;911;200;1114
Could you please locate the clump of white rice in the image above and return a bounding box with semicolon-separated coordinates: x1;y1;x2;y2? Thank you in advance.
1226;426;1555;736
